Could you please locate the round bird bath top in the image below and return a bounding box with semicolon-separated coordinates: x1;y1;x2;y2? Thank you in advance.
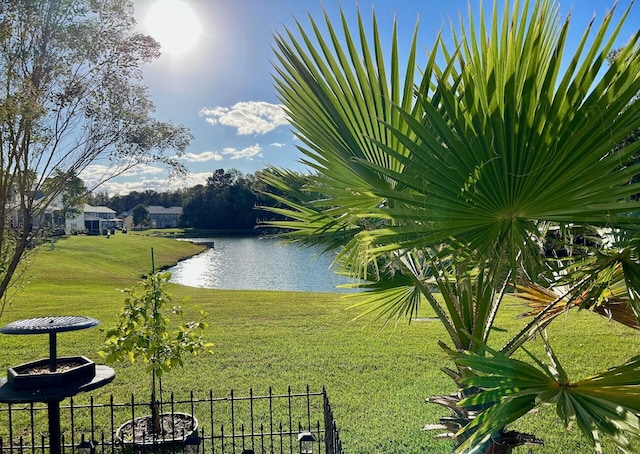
0;316;99;334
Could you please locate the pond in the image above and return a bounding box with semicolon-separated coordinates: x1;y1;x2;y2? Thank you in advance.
168;236;357;292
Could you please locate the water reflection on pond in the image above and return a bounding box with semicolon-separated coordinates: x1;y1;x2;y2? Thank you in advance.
168;236;355;292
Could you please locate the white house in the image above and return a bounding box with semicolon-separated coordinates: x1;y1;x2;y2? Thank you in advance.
66;204;117;234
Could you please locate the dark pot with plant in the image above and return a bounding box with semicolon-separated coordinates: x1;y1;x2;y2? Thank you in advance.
100;270;213;447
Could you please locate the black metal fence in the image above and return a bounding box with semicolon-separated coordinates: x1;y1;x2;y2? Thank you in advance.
0;386;343;453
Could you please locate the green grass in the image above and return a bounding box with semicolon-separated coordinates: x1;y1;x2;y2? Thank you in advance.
1;233;639;453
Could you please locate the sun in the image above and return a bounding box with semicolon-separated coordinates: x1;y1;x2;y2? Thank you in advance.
144;0;202;56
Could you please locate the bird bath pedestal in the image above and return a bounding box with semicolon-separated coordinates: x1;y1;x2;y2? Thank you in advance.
0;316;115;454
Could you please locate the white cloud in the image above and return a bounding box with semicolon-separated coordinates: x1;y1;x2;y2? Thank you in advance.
79;164;111;183
180;151;224;162
94;171;212;196
222;144;262;160
79;143;267;196
98;180;151;196
81;162;193;196
81;164;163;181
270;142;285;148
123;165;165;176
183;172;212;187
200;101;289;135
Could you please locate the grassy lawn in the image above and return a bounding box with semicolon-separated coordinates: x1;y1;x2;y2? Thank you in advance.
0;233;639;453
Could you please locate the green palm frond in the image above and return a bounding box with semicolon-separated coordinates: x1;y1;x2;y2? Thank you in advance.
265;1;640;451
267;0;640;286
342;249;465;343
357;0;640;267
342;248;510;351
265;6;425;266
271;7;418;192
259;167;365;249
267;0;640;342
455;337;640;453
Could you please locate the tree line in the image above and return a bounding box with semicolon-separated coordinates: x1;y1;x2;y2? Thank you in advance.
87;168;293;231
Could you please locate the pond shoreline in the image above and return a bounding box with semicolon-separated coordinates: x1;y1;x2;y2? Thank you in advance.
165;235;355;292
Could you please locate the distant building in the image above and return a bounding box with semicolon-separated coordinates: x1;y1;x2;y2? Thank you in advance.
122;205;182;229
7;192;65;231
66;204;117;234
147;206;182;228
31;192;65;230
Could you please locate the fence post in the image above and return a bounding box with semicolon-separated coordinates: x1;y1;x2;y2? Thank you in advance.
209;389;215;454
306;384;312;432
249;388;255;452
288;386;293;454
230;389;236;453
29;402;35;449
109;395;115;452
323;388;333;454
268;387;274;451
90;395;96;442
70;396;75;452
8;403;13;450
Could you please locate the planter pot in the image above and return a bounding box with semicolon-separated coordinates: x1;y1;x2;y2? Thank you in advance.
7;356;95;390
116;412;198;448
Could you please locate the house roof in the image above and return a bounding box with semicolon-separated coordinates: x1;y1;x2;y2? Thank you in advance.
147;206;182;215
83;204;116;214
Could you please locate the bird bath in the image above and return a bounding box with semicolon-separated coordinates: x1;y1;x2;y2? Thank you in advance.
0;316;115;454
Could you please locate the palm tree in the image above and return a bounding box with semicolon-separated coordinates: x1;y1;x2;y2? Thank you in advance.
262;1;640;452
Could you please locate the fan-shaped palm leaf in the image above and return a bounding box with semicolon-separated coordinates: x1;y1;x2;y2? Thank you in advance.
355;0;640;269
455;337;640;453
266;0;640;305
263;0;640;451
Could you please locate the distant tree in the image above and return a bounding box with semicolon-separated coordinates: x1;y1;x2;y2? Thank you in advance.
132;204;150;228
102;189;185;215
156;190;183;208
0;0;192;308
102;193;126;214
85;170;282;231
88;191;111;207
180;185;208;228
45;170;87;220
43;170;87;226
181;169;260;230
208;168;237;189
124;190;145;209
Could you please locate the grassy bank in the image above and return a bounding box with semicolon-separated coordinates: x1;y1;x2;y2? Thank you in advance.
0;233;638;453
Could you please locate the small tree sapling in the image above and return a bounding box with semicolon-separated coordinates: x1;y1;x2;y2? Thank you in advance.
100;271;213;435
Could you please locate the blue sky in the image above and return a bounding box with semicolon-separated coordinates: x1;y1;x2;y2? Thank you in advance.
93;0;639;195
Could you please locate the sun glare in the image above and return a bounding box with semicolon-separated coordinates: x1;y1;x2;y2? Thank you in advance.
145;0;202;56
